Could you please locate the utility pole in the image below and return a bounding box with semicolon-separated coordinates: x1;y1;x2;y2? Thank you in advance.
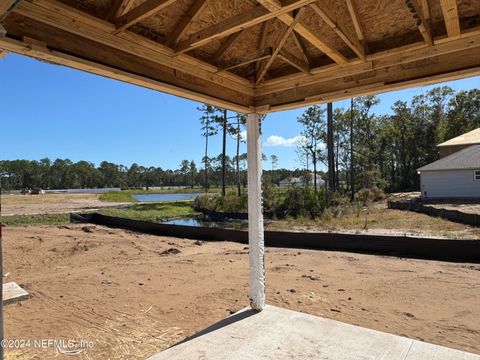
327;102;335;193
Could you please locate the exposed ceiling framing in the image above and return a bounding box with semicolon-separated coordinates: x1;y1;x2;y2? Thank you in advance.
0;0;479;113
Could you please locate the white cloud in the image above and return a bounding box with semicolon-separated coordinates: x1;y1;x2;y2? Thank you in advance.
240;130;247;142
265;135;305;147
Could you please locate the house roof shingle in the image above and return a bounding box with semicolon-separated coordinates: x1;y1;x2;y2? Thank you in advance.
418;145;480;172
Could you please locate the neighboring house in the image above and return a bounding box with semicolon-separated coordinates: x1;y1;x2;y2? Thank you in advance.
278;174;325;188
437;128;480;158
417;145;480;199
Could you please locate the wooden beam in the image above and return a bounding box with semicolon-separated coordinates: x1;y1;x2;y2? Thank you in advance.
345;0;367;52
278;48;310;74
440;0;460;37
291;31;311;65
219;47;272;72
254;43;480;109
13;0;253;94
0;35;252;113
309;2;365;60
256;28;480;96
256;0;347;64
174;0;317;55
0;0;20;21
166;0;209;47
404;0;433;46
114;0;178;33
0;50;8;59
211;30;245;63
419;0;430;20
256;7;305;85
255;20;270;74
107;0;134;21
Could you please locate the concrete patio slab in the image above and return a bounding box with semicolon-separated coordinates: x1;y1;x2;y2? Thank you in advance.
148;305;480;360
3;282;30;305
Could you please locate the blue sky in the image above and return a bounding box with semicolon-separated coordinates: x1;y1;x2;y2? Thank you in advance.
0;53;479;170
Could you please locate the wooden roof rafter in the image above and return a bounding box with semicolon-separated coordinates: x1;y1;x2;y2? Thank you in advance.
278;48;310;74
211;30;245;63
219;47;273;72
0;0;479;113
255;20;271;75
255;7;306;85
256;0;347;64
114;0;178;33
165;0;209;47
404;0;433;46
107;0;135;21
291;31;311;65
309;1;366;60
345;0;367;54
440;0;460;37
174;0;317;55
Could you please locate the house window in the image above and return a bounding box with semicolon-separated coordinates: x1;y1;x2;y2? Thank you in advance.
475;170;480;181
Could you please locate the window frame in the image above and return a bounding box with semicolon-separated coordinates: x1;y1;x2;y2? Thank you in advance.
475;170;480;181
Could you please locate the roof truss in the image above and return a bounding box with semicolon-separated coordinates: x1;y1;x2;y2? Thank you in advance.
0;0;478;113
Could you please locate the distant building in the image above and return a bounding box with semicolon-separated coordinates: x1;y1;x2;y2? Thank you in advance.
437;128;480;158
417;144;480;199
278;174;325;188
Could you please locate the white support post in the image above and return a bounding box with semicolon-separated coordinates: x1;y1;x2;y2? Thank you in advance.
246;113;265;311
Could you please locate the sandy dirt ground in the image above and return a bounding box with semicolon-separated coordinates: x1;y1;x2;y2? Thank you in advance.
2;225;479;359
2;194;130;216
388;192;480;215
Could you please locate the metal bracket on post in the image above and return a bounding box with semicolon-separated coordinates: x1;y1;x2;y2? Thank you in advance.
246;113;265;311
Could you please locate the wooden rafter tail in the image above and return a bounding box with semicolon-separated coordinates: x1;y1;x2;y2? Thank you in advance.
440;0;460;37
166;0;209;47
114;0;178;33
107;0;134;21
219;47;273;72
211;30;245;63
278;49;310;74
309;2;365;60
404;0;433;46
255;7;305;85
256;0;347;64
174;0;317;56
345;0;368;54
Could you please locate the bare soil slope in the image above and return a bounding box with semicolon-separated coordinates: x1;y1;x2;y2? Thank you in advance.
3;225;480;359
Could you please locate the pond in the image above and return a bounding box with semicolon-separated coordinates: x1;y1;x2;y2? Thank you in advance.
162;217;248;230
133;193;202;202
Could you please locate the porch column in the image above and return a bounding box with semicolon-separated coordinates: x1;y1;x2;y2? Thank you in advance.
246;113;265;311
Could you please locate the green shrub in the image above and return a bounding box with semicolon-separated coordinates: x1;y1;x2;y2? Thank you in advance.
281;187;327;219
194;193;248;213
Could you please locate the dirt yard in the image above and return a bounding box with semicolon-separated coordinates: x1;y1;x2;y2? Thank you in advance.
2;194;130;216
2;225;479;359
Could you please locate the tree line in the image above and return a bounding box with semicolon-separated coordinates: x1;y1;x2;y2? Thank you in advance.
296;86;480;196
1;85;477;194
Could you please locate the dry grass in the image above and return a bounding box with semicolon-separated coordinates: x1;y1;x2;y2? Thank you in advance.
268;205;480;239
2;193;98;205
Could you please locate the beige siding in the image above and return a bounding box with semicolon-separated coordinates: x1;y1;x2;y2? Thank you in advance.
420;170;480;198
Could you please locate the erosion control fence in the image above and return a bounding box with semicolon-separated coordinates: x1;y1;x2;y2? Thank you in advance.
388;201;480;227
71;213;480;263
